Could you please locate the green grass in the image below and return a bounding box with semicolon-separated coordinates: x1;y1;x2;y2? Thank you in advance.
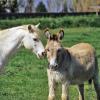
0;27;100;100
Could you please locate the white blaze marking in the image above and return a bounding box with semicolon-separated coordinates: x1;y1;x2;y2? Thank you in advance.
50;57;57;66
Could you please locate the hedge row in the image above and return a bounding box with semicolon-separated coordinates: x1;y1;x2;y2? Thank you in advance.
0;15;100;29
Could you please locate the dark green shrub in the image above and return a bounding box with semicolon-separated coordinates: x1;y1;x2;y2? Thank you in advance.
75;18;89;27
90;17;100;27
0;15;100;29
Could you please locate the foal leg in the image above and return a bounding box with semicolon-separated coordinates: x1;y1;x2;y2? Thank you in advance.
93;58;100;100
48;81;56;100
47;70;56;100
93;73;100;100
77;84;84;100
61;82;69;100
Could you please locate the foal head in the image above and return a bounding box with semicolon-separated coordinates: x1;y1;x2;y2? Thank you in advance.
44;29;65;70
22;24;45;58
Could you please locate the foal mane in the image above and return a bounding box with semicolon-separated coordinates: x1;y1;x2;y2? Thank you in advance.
57;48;71;69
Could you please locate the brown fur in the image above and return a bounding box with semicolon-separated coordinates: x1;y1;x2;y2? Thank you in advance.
45;30;100;100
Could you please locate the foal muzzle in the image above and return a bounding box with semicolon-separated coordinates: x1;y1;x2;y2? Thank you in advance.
48;63;58;70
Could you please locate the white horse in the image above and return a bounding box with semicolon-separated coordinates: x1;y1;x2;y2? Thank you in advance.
0;24;45;72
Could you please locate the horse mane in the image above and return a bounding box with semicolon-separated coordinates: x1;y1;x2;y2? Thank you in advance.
0;24;39;34
0;25;40;41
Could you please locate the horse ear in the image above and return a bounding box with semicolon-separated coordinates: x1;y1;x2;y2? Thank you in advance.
28;25;34;33
44;28;51;39
58;29;64;40
35;23;40;28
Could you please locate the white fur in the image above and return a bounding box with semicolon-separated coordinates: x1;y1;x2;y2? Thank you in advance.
0;25;44;72
49;57;57;67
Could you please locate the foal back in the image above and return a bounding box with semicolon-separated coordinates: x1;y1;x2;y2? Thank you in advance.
67;43;96;84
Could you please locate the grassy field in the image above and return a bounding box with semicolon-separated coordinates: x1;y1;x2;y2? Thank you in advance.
0;27;100;100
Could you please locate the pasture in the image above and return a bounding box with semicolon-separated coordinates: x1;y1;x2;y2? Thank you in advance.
0;18;100;100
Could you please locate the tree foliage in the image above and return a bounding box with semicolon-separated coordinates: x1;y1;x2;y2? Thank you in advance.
36;1;47;12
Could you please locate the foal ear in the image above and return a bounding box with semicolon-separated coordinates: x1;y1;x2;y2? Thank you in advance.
44;28;51;39
58;29;64;40
28;25;34;33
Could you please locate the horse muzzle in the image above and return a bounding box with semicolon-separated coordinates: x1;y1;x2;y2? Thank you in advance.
37;51;46;59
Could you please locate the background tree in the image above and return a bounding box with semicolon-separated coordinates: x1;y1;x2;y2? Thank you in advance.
0;0;17;13
0;0;6;12
36;1;47;12
11;0;17;12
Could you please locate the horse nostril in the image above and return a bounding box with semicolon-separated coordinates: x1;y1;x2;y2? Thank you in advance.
42;52;46;56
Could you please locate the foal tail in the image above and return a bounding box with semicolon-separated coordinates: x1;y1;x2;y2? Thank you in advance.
88;56;98;85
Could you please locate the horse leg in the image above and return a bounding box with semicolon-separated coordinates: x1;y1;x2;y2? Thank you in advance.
61;82;69;100
77;84;84;100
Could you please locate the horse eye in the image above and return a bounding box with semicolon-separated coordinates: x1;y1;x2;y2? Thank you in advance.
33;38;38;42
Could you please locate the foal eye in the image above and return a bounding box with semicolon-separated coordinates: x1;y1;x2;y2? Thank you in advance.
33;38;38;42
47;49;50;52
57;49;61;53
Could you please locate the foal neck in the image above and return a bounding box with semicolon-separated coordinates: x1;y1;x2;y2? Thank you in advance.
57;48;71;69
